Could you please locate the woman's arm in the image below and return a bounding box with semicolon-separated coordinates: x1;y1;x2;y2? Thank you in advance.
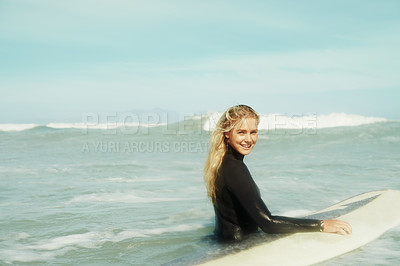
225;161;351;235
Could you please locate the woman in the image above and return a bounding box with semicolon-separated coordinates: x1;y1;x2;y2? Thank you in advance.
204;105;352;241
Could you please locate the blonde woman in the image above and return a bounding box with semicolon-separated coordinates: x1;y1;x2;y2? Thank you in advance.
204;105;352;241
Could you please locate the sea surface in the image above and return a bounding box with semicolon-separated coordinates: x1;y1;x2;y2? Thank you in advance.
1;112;399;265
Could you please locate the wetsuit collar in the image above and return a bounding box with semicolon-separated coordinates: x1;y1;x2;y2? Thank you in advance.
226;143;245;161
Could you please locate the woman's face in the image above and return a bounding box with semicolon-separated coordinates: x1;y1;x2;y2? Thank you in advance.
225;117;258;155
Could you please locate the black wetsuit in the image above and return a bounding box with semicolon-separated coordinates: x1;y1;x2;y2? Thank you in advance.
213;144;322;241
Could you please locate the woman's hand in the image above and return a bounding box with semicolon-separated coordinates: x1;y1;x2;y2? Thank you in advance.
322;220;352;235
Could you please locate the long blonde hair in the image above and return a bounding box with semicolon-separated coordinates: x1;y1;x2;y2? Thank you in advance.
204;105;260;202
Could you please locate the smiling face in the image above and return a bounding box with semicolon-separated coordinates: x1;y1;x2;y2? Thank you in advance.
225;117;258;155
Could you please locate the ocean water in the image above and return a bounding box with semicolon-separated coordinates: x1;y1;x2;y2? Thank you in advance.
0;113;399;265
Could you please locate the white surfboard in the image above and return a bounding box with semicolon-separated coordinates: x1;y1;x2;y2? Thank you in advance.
199;189;400;266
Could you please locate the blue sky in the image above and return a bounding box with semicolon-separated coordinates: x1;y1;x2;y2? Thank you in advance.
1;0;399;123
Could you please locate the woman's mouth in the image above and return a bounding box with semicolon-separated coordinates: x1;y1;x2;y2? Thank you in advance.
240;143;252;149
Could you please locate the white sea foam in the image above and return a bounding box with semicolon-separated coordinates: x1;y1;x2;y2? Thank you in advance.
35;225;203;250
111;224;204;241
0;113;386;132
0;123;39;131
46;123;92;129
202;112;387;131
314;113;387;128
202;112;223;131
69;192;183;203
0;224;203;263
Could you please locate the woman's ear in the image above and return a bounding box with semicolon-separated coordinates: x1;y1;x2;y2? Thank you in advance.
224;132;229;139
